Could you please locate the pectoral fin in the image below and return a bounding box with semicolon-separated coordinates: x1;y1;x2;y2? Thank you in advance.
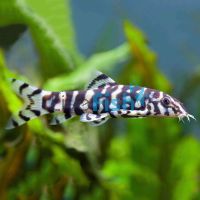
89;117;109;126
80;113;109;123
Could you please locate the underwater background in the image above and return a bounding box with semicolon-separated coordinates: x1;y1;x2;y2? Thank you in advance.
0;0;200;199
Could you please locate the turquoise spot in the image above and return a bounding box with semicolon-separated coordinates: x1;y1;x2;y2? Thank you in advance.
135;88;145;105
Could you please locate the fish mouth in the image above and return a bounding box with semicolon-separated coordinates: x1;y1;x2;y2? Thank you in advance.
178;113;196;123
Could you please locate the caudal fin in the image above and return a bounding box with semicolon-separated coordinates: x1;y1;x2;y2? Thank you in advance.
6;79;48;129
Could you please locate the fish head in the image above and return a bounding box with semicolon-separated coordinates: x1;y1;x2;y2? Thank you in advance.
147;90;195;122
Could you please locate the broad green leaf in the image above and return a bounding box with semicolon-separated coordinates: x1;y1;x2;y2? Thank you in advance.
44;43;131;90
0;0;83;79
0;50;22;115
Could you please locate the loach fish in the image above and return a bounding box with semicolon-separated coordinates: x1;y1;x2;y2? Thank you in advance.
6;71;195;129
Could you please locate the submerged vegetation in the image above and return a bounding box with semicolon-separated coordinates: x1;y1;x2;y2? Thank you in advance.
0;0;199;200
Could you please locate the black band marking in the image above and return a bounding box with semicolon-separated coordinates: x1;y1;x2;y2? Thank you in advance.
64;92;73;117
42;92;60;113
19;112;30;121
50;92;60;113
88;74;109;89
30;89;42;97
12;119;18;127
74;92;85;115
65;113;72;119
31;109;41;116
19;83;29;94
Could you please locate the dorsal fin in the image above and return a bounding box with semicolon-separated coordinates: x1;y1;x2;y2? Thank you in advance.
86;71;116;89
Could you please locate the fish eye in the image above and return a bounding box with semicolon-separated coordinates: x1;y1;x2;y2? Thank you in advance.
162;97;170;106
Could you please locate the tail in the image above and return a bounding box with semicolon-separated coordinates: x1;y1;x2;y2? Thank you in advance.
6;78;48;129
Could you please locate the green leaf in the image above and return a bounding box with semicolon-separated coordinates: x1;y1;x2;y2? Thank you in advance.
0;0;83;79
170;137;200;200
0;50;22;114
124;20;171;91
44;43;131;90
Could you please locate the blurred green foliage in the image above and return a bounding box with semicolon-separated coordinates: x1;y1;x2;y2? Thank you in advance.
0;1;200;200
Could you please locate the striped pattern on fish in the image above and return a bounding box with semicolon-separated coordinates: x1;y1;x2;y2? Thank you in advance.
6;71;195;129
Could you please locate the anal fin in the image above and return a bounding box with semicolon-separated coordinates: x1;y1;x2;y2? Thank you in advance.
50;113;73;125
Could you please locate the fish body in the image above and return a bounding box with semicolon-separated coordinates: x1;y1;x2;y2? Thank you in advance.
6;72;195;129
